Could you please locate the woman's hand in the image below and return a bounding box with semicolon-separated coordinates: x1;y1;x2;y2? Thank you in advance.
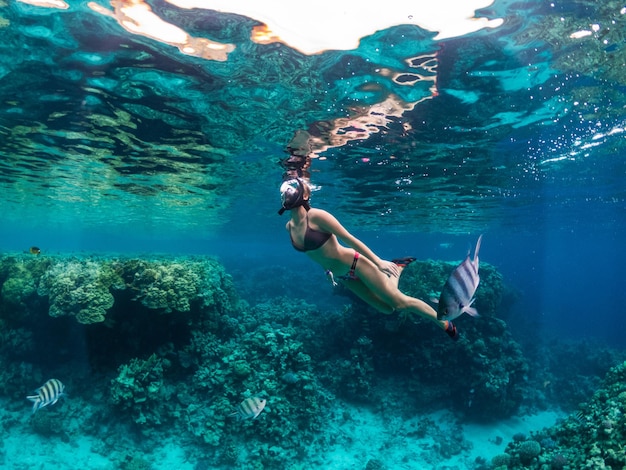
377;260;400;278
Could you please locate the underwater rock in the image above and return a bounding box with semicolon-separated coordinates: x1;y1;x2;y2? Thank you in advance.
118;453;152;470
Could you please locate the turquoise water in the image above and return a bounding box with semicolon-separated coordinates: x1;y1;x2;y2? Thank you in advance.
1;1;625;469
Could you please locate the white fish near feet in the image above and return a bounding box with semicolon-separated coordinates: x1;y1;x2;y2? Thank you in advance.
435;235;483;322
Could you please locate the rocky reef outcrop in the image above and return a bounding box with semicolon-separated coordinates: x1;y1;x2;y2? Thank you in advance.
0;255;235;324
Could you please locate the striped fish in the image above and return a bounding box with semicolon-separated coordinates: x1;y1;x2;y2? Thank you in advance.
26;378;65;413
229;396;266;421
436;235;483;321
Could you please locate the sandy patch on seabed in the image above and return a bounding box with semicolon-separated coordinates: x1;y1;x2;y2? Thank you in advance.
0;396;563;469
318;405;564;469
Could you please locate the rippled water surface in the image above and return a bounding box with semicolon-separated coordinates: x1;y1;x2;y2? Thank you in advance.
1;0;624;240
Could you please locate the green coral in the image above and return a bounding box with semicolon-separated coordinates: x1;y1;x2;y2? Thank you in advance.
1;276;37;321
2;275;35;301
118;257;236;313
397;260;527;416
127;261;200;312
0;254;238;325
0;255;50;321
318;258;528;418
177;297;326;463
517;440;541;464
37;258;116;324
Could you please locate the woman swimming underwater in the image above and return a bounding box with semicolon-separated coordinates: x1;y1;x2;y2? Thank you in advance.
279;178;458;341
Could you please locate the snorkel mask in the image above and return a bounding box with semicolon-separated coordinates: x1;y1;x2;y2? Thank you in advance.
278;178;310;215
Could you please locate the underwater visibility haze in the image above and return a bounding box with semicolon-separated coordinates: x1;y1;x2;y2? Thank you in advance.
1;0;626;469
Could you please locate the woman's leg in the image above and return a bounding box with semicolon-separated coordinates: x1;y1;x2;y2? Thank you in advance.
341;262;457;339
340;279;395;314
355;256;446;329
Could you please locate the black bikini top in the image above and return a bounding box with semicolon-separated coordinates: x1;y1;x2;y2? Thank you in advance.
290;215;332;252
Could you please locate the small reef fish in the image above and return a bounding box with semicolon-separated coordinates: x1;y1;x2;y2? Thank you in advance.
572;410;586;423
29;246;41;255
435;235;483;321
229;396;266;421
281;371;300;384
26;378;65;413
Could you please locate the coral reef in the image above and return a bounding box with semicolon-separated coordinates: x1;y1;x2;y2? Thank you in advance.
498;360;626;469
110;353;173;426
491;453;511;469
0;256;50;322
114;257;240;315
0;254;237;324
2;251;622;469
179;297;328;465
318;260;530;419
521;338;625;412
516;439;541;465
118;260;199;312
38;259;116;324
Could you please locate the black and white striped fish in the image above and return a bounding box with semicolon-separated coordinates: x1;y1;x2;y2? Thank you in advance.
229;396;266;421
436;235;483;322
27;378;65;413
